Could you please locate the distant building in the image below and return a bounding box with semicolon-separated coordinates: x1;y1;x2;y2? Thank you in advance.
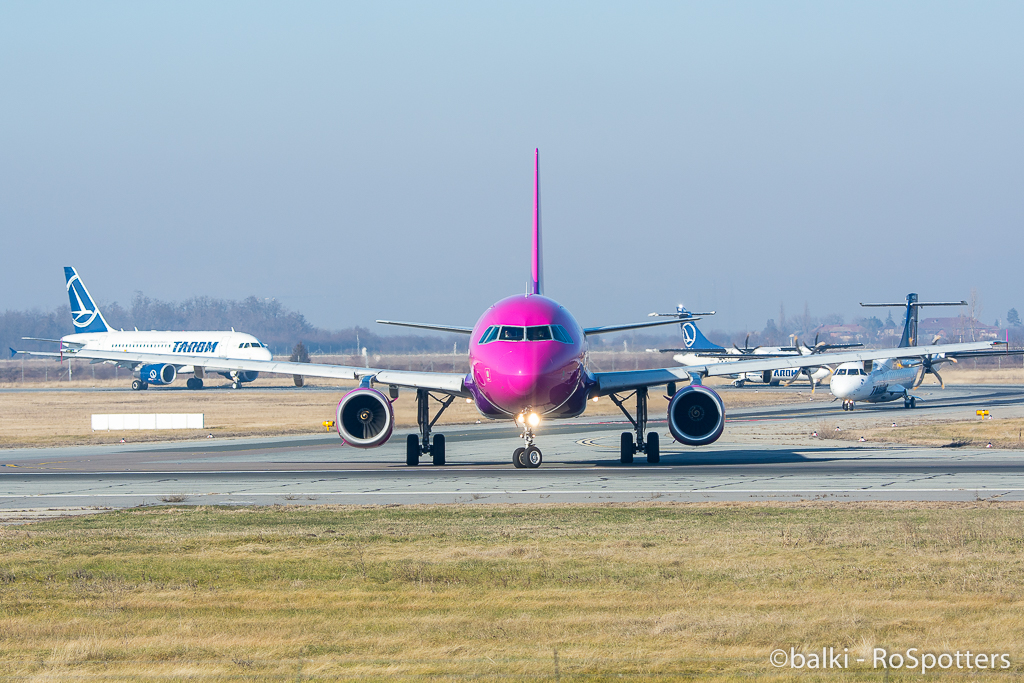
817;324;867;343
918;317;1001;342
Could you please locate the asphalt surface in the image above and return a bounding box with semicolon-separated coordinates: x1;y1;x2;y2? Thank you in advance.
2;384;1023;510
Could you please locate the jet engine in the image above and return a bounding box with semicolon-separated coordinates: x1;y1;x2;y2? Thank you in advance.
336;388;394;448
135;363;177;385
667;384;725;446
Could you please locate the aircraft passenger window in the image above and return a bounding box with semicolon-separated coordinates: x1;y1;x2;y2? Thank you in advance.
526;326;553;341
478;326;499;344
499;326;524;341
551;325;573;344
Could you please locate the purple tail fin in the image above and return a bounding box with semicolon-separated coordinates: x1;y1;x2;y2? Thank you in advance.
532;149;543;295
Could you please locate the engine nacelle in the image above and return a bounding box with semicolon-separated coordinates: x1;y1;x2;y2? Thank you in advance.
335;388;394;448
135;363;177;385
667;384;725;446
237;371;259;383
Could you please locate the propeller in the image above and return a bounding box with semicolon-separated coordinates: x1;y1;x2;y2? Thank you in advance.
733;334;759;355
914;353;955;388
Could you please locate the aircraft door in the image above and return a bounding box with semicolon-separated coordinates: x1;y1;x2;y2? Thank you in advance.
219;337;232;358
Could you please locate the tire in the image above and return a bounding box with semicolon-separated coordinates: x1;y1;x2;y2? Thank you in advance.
525;445;542;468
646;432;660;464
141;382;148;390
513;447;526;468
406;434;420;466
910;397;916;409
620;432;634;464
232;381;241;390
431;434;446;466
187;377;203;390
132;379;143;391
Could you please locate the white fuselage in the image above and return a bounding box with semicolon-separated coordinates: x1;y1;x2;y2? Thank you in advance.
829;359;919;403
674;348;832;385
61;330;273;373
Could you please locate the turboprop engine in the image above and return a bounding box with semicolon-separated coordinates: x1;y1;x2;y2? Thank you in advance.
134;363;176;385
335;388;394;448
667;384;725;446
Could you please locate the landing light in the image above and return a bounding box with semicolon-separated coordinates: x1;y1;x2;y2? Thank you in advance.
527;412;540;427
466;398;472;403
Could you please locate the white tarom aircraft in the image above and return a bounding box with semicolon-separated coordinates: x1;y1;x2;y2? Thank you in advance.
13;267;273;390
655;306;859;391
828;293;1005;410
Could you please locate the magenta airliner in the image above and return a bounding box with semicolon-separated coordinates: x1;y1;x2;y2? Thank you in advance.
62;151;999;467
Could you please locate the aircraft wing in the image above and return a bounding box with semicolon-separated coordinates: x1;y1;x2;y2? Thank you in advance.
376;320;474;334
60;348;469;396
592;340;999;395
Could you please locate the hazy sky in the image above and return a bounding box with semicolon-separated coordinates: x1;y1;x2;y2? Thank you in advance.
2;2;1022;333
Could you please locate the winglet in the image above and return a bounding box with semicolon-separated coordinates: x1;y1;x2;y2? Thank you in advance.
9;347;17;359
531;149;543;295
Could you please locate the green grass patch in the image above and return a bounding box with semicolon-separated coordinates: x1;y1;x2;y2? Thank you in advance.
0;502;1022;680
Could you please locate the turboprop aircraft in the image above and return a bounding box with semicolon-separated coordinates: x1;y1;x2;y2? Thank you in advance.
656;308;858;391
13;267;273;390
830;293;1008;410
52;152;999;467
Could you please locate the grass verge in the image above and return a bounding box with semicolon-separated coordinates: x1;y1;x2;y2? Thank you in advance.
0;502;1021;680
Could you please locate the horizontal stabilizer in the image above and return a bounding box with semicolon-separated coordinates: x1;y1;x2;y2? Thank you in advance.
583;317;701;336
376;320;474;334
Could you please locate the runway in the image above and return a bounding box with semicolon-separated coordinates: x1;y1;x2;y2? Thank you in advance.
2;384;1023;509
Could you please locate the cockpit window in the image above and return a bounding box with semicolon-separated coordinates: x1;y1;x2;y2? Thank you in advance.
479;324;575;344
526;325;552;341
499;326;525;341
551;325;573;344
835;368;847;375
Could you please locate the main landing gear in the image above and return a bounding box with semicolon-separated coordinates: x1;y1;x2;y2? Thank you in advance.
406;389;454;466
608;387;660;464
131;379;148;391
186;377;204;390
512;415;543;469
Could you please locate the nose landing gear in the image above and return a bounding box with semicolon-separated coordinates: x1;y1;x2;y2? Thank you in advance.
513;418;542;468
842;400;855;411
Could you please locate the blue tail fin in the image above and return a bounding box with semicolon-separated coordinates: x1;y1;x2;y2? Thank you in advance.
680;318;723;351
64;267;110;334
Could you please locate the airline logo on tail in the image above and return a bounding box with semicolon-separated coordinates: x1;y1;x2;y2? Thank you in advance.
64;267;110;334
682;322;698;348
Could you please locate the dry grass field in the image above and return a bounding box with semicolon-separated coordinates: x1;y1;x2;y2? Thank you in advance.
0;503;1021;681
0;381;819;449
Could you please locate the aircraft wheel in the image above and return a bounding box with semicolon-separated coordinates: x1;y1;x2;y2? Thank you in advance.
842;402;848;411
525;445;542;468
187;377;203;390
646;432;660;464
910;397;916;409
904;399;910;409
406;434;420;466
620;432;634;464
431;434;446;466
232;381;241;390
131;379;143;391
512;447;526;468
